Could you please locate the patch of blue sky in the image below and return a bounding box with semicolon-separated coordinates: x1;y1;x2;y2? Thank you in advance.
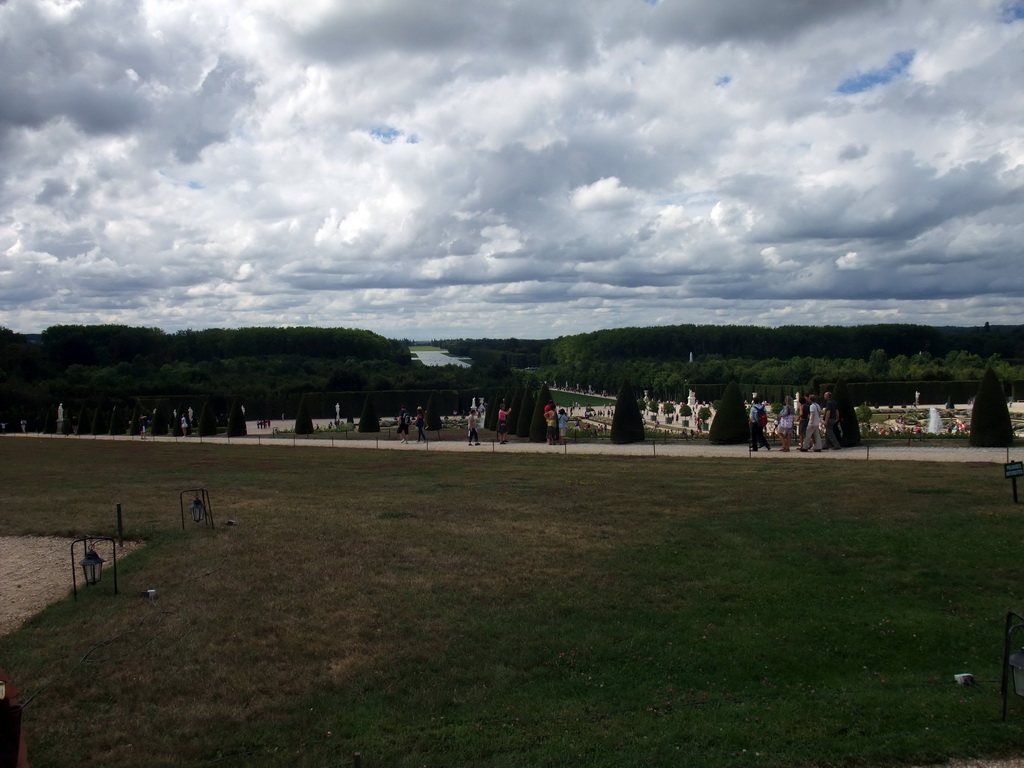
715;75;732;87
836;49;914;95
643;0;660;6
406;134;420;144
370;125;402;143
1001;1;1024;22
158;170;204;190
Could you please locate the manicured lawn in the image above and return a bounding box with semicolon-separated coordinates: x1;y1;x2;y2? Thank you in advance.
3;439;1024;767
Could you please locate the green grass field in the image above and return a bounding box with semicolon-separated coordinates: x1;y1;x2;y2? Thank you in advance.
3;439;1024;767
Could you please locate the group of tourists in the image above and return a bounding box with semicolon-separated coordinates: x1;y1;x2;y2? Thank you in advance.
395;405;428;444
479;400;571;446
749;392;843;453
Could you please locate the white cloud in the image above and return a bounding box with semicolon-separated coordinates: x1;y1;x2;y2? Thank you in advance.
836;252;862;270
570;177;637;211
0;0;1022;338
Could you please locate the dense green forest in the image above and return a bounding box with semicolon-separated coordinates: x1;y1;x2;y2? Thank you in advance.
1;323;1022;428
518;323;1024;402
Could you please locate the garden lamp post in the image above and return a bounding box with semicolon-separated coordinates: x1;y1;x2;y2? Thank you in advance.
1002;611;1024;719
180;488;214;529
71;536;118;599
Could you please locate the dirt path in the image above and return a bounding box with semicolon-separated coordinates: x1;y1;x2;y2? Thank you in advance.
0;535;141;637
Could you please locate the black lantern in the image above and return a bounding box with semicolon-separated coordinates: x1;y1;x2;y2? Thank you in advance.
79;549;105;585
180;488;214;529
71;536;118;600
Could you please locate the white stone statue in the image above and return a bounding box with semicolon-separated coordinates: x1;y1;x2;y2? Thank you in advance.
57;403;64;421
335;402;340;420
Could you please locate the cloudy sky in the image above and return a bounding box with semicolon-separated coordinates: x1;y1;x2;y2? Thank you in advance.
2;0;1023;340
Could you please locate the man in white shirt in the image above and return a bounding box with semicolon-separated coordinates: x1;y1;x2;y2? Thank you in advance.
800;394;823;452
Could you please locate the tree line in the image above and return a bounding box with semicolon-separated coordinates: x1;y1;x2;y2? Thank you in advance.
2;322;1023;427
523;324;1024;402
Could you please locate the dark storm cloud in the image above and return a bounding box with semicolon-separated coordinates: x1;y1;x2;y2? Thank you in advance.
291;1;599;68
639;0;898;45
0;0;153;135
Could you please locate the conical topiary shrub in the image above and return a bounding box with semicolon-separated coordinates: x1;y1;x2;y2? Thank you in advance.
294;395;314;435
358;393;380;433
509;388;525;433
90;405;107;435
529;383;554;443
610;380;645;444
43;407;56;434
60;406;74;435
516;388;536;438
833;378;860;447
129;404;143;436
708;381;749;444
425;392;443;432
173;402;187;436
77;405;91;436
485;389;504;432
151;404;169;436
108;405;125;436
197;400;218;437
226;399;247;437
970;367;1013;447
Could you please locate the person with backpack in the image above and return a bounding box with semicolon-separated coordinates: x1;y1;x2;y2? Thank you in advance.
396;405;411;444
467;407;480;445
748;395;771;452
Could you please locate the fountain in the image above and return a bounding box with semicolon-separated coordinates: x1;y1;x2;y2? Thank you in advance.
927;407;943;434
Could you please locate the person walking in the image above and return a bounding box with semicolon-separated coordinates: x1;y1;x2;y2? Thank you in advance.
777;395;795;452
397;405;411;443
414;406;427;443
467;407;480;445
749;396;770;451
800;394;823;452
796;394;808;449
822;391;842;450
557;408;569;445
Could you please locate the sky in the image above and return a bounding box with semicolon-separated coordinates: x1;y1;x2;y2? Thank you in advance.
2;0;1023;340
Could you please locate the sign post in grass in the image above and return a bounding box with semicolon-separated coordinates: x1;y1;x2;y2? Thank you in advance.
1006;461;1023;503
